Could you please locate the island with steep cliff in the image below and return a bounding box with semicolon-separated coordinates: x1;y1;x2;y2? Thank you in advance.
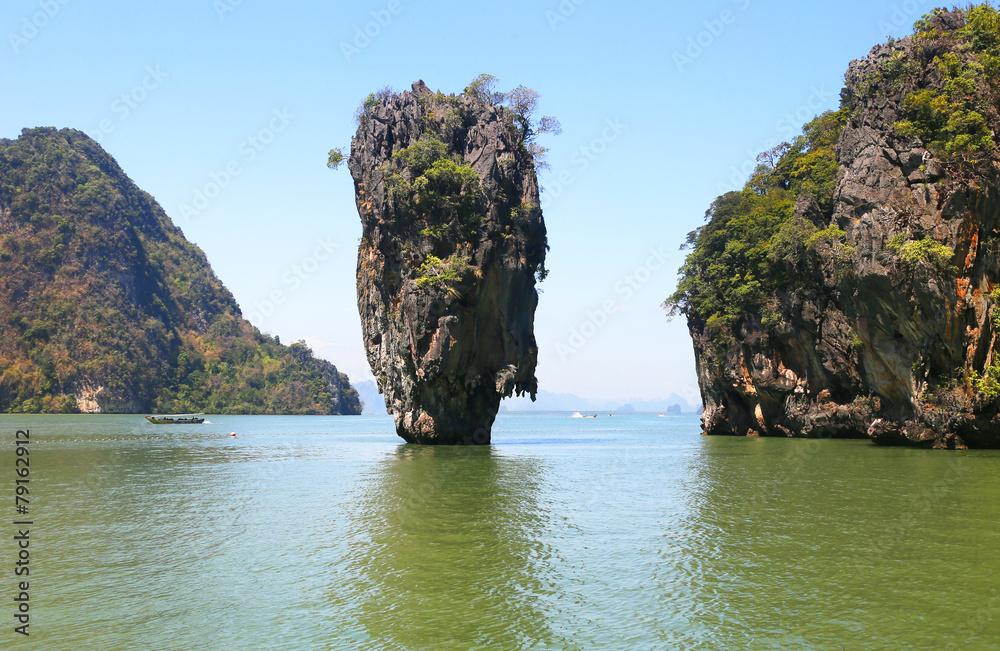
0;127;361;415
346;78;553;444
668;6;1000;449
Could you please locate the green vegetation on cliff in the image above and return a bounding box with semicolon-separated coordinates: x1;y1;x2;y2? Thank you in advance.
383;135;483;235
415;254;471;289
340;76;554;286
0;127;361;414
669;5;1000;448
665;108;849;334
465;74;562;169
668;5;1000;340
891;4;1000;159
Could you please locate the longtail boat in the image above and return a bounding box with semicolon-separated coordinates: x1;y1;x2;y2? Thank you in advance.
145;415;205;424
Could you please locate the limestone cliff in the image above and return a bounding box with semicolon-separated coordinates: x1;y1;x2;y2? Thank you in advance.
349;81;547;444
671;7;1000;448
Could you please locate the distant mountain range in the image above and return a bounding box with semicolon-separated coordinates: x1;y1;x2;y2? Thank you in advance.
352;382;699;415
353;380;387;414
500;390;700;413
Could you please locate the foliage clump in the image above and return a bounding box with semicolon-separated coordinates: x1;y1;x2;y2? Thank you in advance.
354;86;394;126
886;233;955;269
415;254;471;289
665;109;849;335
894;54;995;156
880;50;921;88
969;357;1000;398
893;4;1000;159
806;225;856;269
327;147;345;170
991;286;1000;329
382;135;483;235
465;73;562;170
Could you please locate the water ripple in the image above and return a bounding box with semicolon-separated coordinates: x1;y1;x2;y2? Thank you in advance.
1;414;998;649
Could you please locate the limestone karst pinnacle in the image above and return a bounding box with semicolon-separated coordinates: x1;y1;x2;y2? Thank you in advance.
349;80;547;444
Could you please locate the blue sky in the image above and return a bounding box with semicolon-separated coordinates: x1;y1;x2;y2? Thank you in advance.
2;0;943;404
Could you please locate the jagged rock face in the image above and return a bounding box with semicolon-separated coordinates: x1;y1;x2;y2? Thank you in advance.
350;81;546;444
689;10;1000;449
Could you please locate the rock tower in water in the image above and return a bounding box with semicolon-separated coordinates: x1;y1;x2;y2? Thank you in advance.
349;80;548;444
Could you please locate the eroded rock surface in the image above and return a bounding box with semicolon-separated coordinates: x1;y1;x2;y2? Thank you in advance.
684;10;1000;448
350;81;546;444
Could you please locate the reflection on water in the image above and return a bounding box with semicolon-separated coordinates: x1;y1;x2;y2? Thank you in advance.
1;414;998;650
679;436;1000;649
18;432;290;650
337;445;570;649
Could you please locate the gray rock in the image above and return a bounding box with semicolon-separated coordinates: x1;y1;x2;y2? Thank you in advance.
688;11;1000;448
349;81;546;444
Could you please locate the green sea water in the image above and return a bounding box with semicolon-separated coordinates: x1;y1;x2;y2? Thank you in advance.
0;413;997;650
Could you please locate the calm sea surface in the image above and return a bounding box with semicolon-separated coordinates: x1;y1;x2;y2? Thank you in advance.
0;412;997;650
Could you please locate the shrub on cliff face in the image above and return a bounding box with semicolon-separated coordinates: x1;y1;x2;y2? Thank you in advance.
665;109;848;334
355;86;394;126
806;225;856;271
392;136;449;175
969;358;1000;398
327;147;345;170
894;55;995;156
383;135;483;237
900;239;954;267
991;287;1000;329
886;233;955;270
465;74;562;169
415;254;471;289
894;4;1000;159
